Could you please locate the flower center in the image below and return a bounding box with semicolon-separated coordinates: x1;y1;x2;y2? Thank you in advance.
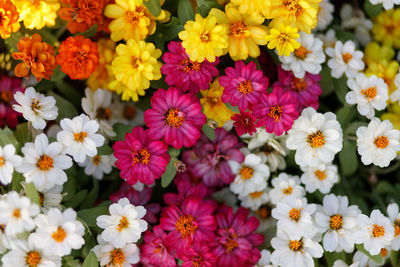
330;214;343;230
0;90;12;103
342;53;353;63
256;205;271;220
96;107;112;120
0;224;4;233
268;105;283;122
200;32;210;42
289;240;303;251
314;170;327;180
75;50;88;62
306;130;325;148
229;21;247;38
380;248;388;258
133;148;150;165
36;155;54;171
31;99;40;112
180;59;201;72
249;191;263;199
131;56;141;69
192;255;204;267
13;208;20;218
165;108;185;128
92;155;101;166
288;208;301;222
372;224;385;238
125;8;144;25
224;237;239;252
294;46;309;60
117;216;129;231
282;0;304;16
74;132;87;142
0;156;4;167
39;192;44;206
175;214;197;237
206;96;220;105
51;227;67;242
25;251;41;267
394;220;400;237
283;186;293;194
361;87;377;100
292;78;307;92
374;136;389;149
239;166;253;180
123;106;136;119
277;33;291;45
237;80;253;94
110;248;125;265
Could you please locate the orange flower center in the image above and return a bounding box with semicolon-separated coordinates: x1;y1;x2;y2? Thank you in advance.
294;46;309;59
39;192;44;206
289;208;301;222
125;8;144;25
92;155;101;166
256;205;271;220
75;50;88;63
0;224;5;233
131;56;141;69
224;237;239;252
165;108;185;128
110;248;125;265
200;32;210;42
31;99;40;112
394;220;400;237
206;96;220;105
117;216;129;232
175;214;197;237
239;166;253;180
268;105;283;122
0;90;12;103
133;148;150;165
283;186;293;194
375;136;389;149
237;80;253;94
25;251;41;267
74;132;87;142
330;214;343;230
36;155;54;171
52;227;67;242
192;255;205;267
361;87;377;100
180;59;201;72
307;131;325;148
372;224;385;238
0;156;4;167
96;107;112;120
289;240;303;251
293;78;307;92
123;106;136;119
314;170;327;180
380;248;388;257
229;21;247;38
249;191;263;199
342;53;353;63
13;208;20;218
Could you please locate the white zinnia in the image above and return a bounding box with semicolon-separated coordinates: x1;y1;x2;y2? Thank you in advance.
13;87;58;129
238;187;269;211
369;0;400;10
255;249;273;267
37;185;63;212
340;4;373;46
269;173;305;204
79;154;115;180
93;236;140;267
316;0;334;31
0;144;22;185
387;203;400;250
390;72;400;103
301;163;339;194
353;251;383;267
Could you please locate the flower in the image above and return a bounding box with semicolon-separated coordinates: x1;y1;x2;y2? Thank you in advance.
266;24;300;57
238;187;269;211
346;74;388;119
387;203;400;250
286;107;343;167
161;41;219;94
314;194;362;253
30;208;84;257
341;4;372;46
140;226;176;266
212;206;264;267
0;144;22;185
200;79;236;127
18;134;72;191
279;32;325;79
370;0;400;10
352;209;395;255
97;198;148;248
37;185;63;212
391;72;400;103
326;40;365;79
0;75;24;128
113;126;169;185
13;87;58;130
0;0;20;39
0;191;39;235
109;39;162;101
179;241;217;267
256;249;273;267
79;154;115;180
57;114;105;163
269;173;305;204
356;118;400;167
219;60;269;112
93;236;140;267
332;260;360;267
252;86;299;136
144;87;206;149
182;128;244;187
209;4;268;60
300;163;339;194
13;0;59;29
179;14;228;63
353;250;384;267
232;111;257;136
12;33;57;81
316;0;334;30
56;35;99;80
372;9;400;49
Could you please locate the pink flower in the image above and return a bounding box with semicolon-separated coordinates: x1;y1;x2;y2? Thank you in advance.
141;226;176;267
212;206;264;267
161;41;219;94
232;111;257;136
144;87;206;149
113;126;170;185
273;65;322;112
0;75;24;128
252;86;299;136
179;241;217;267
219;61;269;112
182;128;244;187
160;197;217;252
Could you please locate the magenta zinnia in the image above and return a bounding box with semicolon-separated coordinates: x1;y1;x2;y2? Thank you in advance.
232;111;257;136
0;75;24;128
144;87;206;149
113;126;170;185
141;226;176;267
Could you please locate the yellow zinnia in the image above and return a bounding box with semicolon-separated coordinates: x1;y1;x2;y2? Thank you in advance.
266;24;300;56
179;14;228;63
209;4;268;60
12;0;59;29
88;39;116;91
109;40;162;101
372;9;400;49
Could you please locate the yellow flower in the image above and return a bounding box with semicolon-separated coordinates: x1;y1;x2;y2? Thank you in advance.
382;103;400;130
266;24;300;56
200;79;235;126
109;39;162;101
372;9;400;49
209;4;268;60
88;39;116;91
179;14;228;63
12;0;59;29
229;0;266;16
364;42;395;65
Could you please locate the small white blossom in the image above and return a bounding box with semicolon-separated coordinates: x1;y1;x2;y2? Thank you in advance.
238;187;269;211
369;0;400;10
316;0;334;31
301;163;339;194
340;4;373;46
93;236;140;267
79;154;115;180
0;144;22;185
37;185;63;212
269;173;305;204
255;249;273;267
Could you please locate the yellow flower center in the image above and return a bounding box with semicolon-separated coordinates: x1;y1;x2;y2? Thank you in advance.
31;99;40;113
165;108;185;128
314;170;327;180
372;224;385;238
282;0;304;17
256;205;271;220
25;251;41;267
200;32;210;42
0;156;4;167
307;131;325;148
229;21;247;38
289;208;301;222
131;56;141;69
175;214;197;237
125;8;144;25
249;191;263;199
330;214;343;230
239;166;253;180
342;53;353;63
180;59;201;72
237;80;253;94
283;186;293;194
92;155;101;166
133;148;150;165
96;107;112;120
110;248;125;265
293;78;307;92
51;227;67;242
361;87;377;100
36;155;54;171
0;90;12;104
117;216;129;232
294;46;309;59
374;136;389;149
74;132;87;142
289;240;303;251
224;236;239;252
268;105;283;122
13;208;20;218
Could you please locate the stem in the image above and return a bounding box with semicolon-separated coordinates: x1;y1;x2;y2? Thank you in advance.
373;160;400;175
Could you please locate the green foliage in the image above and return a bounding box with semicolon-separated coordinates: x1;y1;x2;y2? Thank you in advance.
144;0;162;16
202;123;215;140
48;91;79;120
356;244;384;264
339;140;358;177
161;157;178;188
82;251;99;267
178;0;195;24
25;183;40;205
80;24;98;38
78;203;110;228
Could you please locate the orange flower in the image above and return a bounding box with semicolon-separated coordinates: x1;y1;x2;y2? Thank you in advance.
12;33;57;81
0;0;20;39
56;35;99;80
87;38;115;90
58;0;111;34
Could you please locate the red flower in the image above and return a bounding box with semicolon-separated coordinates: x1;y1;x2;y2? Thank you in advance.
232;111;257;136
141;226;176;267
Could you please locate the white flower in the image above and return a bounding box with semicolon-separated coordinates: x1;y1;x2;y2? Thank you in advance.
0;144;22;185
346;74;388;119
0;192;39;236
30;208;85;257
96;198;148;248
316;0;334;31
390;72;400;103
79;154;115;180
340;4;373;46
286;107;343;167
387;203;400;250
352;210;395;255
13;87;58;130
57;114;105;163
229;154;270;198
369;0;400;10
255;249;273;267
37;185;63;212
110;94;145;127
93;236;140;267
353;250;384;267
356;118;400;167
279;32;326;78
238;187;269;211
326;40;365;79
18;134;72;191
1;237;61;267
269;173;305;204
333;260;360;267
318;29;337;52
271;229;323;267
314;194;361;252
301;163;339;194
271;196;317;239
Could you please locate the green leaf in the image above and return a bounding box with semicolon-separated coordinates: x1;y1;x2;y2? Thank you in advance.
161;158;177;187
25;183;40;205
356;244;384;264
225;103;239;113
196;0;221;17
0;127;19;147
324;252;347;266
4;31;23;52
80;179;99;209
144;0;161;16
51;65;66;82
364;0;383;17
55;80;82;107
344;121;367;136
113;122;132;141
64;189;88;209
336;106;356;129
82;251;99;267
48;91;79;120
11;172;23;191
333;76;348;104
15;123;29;145
80;24;98;39
335;29;357;43
319;64;334;97
62;175;76;202
339;140;358;176
168;147;181;157
78;204;110;227
202;123;215;140
178;0;195;24
97;144;113;155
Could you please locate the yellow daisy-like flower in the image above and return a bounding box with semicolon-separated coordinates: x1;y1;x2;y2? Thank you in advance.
200;79;235;126
209;4;268;60
364;42;395;65
382;103;400;130
12;0;59;29
372;9;400;49
88;39;116;91
179;14;229;63
109;39;162;101
229;0;266;16
266;24;300;56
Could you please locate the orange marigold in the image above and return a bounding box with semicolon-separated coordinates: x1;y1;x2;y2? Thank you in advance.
56;35;99;80
12;33;57;81
0;0;20;39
